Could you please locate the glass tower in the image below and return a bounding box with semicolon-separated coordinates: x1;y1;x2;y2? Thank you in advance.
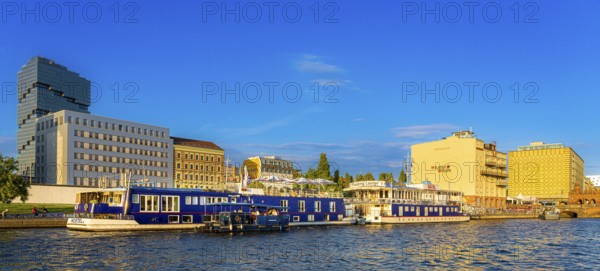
16;56;91;181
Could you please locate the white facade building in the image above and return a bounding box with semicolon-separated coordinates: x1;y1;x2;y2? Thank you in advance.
34;110;173;187
588;175;600;187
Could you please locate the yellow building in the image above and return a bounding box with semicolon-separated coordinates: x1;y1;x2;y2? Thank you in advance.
508;142;584;203
172;137;224;190
411;131;507;209
243;156;294;180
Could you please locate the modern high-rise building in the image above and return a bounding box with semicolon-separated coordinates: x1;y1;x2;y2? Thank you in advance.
35;110;173;187
172;137;224;190
17;57;91;180
508;142;585;204
411;131;508;209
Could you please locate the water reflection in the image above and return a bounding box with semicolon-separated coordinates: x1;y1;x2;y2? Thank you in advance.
1;219;599;270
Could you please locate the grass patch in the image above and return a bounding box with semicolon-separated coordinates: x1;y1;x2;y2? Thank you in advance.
0;203;74;214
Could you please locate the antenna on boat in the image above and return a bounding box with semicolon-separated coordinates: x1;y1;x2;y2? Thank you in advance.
224;156;231;192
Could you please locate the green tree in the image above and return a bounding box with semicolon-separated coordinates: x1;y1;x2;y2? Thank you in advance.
399;169;408;185
0;154;29;203
305;168;318;179
316;153;331;179
292;169;302;178
379;173;395;183
247;181;265;189
355;173;363;181
333;169;340;184
363;172;375;180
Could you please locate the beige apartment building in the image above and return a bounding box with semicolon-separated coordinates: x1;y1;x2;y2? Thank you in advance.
411;131;507;209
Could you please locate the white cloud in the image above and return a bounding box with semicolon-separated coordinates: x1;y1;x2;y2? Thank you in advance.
312;79;351;86
298;60;342;73
296;55;343;73
391;124;459;138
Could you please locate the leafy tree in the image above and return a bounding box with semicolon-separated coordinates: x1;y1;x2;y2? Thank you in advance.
378;172;395;183
292;169;302;178
355;173;363;181
247;181;265;189
316;153;331;179
363;172;375;180
333;169;340;184
399;169;408;185
305;168;318;179
0;154;29;203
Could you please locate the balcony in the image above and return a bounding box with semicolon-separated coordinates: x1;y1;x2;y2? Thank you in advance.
481;168;508;178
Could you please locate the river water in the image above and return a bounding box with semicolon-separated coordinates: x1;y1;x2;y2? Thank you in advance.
1;219;599;270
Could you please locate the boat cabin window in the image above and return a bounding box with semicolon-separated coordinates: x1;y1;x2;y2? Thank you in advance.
182;215;193;223
76;191;124;206
140;195;159;212
280;200;288;212
161;196;180;212
168;215;179;223
329;201;336;212
293;216;300;222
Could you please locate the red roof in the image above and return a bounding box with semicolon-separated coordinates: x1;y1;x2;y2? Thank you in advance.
171;136;223;151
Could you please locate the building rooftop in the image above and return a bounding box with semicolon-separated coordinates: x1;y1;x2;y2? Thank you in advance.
171;136;223;150
517;142;565;151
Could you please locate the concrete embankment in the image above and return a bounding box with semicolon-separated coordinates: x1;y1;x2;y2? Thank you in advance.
0;218;67;229
470;214;539;220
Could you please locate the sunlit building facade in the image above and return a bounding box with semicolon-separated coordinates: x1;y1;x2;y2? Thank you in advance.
411;131;507;209
35;110;173;187
243;156;294;180
508;142;585;204
172;137;224;190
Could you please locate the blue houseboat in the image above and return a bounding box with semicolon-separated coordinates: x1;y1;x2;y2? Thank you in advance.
67;184;349;231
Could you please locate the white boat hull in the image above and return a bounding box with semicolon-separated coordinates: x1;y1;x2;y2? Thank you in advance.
67;218;204;231
372;216;470;224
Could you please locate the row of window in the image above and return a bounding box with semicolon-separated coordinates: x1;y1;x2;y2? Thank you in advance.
36;116;167;140
134;195;338;214
293;200;336;213
74;130;170;152
73;152;169;169
176;152;221;162
73;140;169;161
176;163;221;172
67;116;167;139
175;173;220;182
73;163;168;177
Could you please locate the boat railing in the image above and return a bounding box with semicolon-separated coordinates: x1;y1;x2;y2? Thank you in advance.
260;190;344;199
66;213;136;220
344;198;463;206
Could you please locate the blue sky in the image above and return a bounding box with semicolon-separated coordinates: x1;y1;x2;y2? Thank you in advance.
1;0;599;176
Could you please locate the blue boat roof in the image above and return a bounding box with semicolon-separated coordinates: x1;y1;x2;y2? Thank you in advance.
203;202;285;209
